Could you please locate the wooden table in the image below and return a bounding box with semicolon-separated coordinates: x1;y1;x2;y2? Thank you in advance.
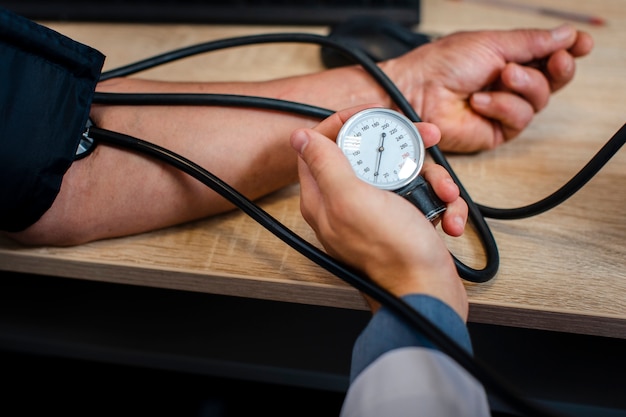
1;0;625;339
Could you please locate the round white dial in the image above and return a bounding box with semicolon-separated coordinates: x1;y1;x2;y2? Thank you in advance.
336;108;425;190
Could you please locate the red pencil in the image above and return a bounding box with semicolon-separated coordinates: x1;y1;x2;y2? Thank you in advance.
455;0;606;26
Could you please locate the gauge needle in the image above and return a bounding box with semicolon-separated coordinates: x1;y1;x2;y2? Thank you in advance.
374;132;386;182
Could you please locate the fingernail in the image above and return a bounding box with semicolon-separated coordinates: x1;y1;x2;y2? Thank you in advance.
510;65;529;87
290;130;310;155
563;57;574;75
472;92;491;106
551;24;573;42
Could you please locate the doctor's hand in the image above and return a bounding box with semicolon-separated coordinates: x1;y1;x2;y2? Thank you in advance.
290;106;468;319
383;25;594;153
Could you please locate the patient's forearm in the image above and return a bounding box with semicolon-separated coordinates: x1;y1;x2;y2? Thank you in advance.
9;65;388;246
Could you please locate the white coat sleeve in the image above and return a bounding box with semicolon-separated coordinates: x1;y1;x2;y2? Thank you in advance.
340;294;491;417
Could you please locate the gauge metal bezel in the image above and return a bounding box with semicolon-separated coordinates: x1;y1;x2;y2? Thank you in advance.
336;108;425;191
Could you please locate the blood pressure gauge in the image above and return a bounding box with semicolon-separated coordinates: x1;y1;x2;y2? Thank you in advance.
336;108;446;221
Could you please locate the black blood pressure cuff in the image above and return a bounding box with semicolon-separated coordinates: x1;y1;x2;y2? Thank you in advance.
0;6;105;232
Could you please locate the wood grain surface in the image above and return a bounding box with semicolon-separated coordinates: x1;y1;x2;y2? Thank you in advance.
1;0;624;338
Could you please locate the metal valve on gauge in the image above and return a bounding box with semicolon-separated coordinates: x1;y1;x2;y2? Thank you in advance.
336;108;446;221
